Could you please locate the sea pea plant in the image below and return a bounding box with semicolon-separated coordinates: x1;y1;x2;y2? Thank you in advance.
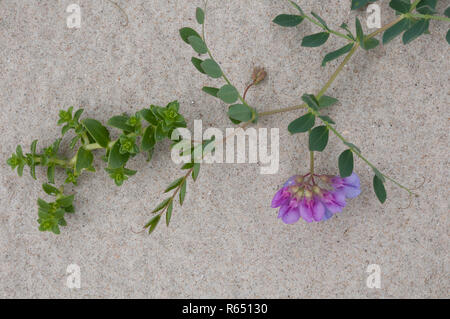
7;0;450;233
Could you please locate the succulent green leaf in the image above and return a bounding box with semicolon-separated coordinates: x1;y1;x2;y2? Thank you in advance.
47;165;55;184
288;113;315;134
42;183;60;196
107;116;134;132
75;147;94;173
141;126;156;152
82;119;110;148
108;141;129;169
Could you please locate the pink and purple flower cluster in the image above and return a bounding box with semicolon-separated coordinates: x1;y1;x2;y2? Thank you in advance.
271;173;361;224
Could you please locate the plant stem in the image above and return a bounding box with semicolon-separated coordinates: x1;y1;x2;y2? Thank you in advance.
259;15;405;118
309;150;314;176
408;13;450;22
320;118;416;195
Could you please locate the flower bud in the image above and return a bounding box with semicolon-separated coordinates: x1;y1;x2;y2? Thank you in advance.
252;67;267;85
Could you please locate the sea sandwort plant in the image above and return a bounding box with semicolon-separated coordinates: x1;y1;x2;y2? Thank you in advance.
7;0;450;234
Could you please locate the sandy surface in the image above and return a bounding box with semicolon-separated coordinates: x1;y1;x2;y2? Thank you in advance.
0;0;448;298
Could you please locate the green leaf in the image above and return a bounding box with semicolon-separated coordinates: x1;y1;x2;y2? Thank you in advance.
200;59;222;78
179;27;201;44
322;43;354;66
309;126;329;152
141;126;156;151
416;0;437;15
273;14;304;27
319;115;335;124
389;0;411;13
311;12;328;29
139;108;159;126
75;147;94;173
301;94;320;111
47;165;55;184
228;104;253;122
338;150;354;178
165;177;183;193
188;36;208;54
217;85;239;104
37;198;51;211
42;183;60;196
30;140;37;154
355;17;364;44
289;1;304;15
351;0;374;10
288;113;315;134
166;201;173;226
202;87;219;97
373;175;387;203
191;57;206;74
383;18;409;44
446;29;450;45
445;7;450;18
362;37;380;50
57;195;75;208
301;32;330;47
192;163;200;181
151;198;170;214
108;141;129;169
403;19;429;44
179;181;187;205
196;7;205;24
318;95;339;108
372;167;385;183
82;119;110;148
146;215;161;234
107;116;134;132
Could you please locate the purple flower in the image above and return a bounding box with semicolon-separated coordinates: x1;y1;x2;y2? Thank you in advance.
320;190;346;220
331;173;361;199
299;196;325;223
277;198;301;224
271;187;292;208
